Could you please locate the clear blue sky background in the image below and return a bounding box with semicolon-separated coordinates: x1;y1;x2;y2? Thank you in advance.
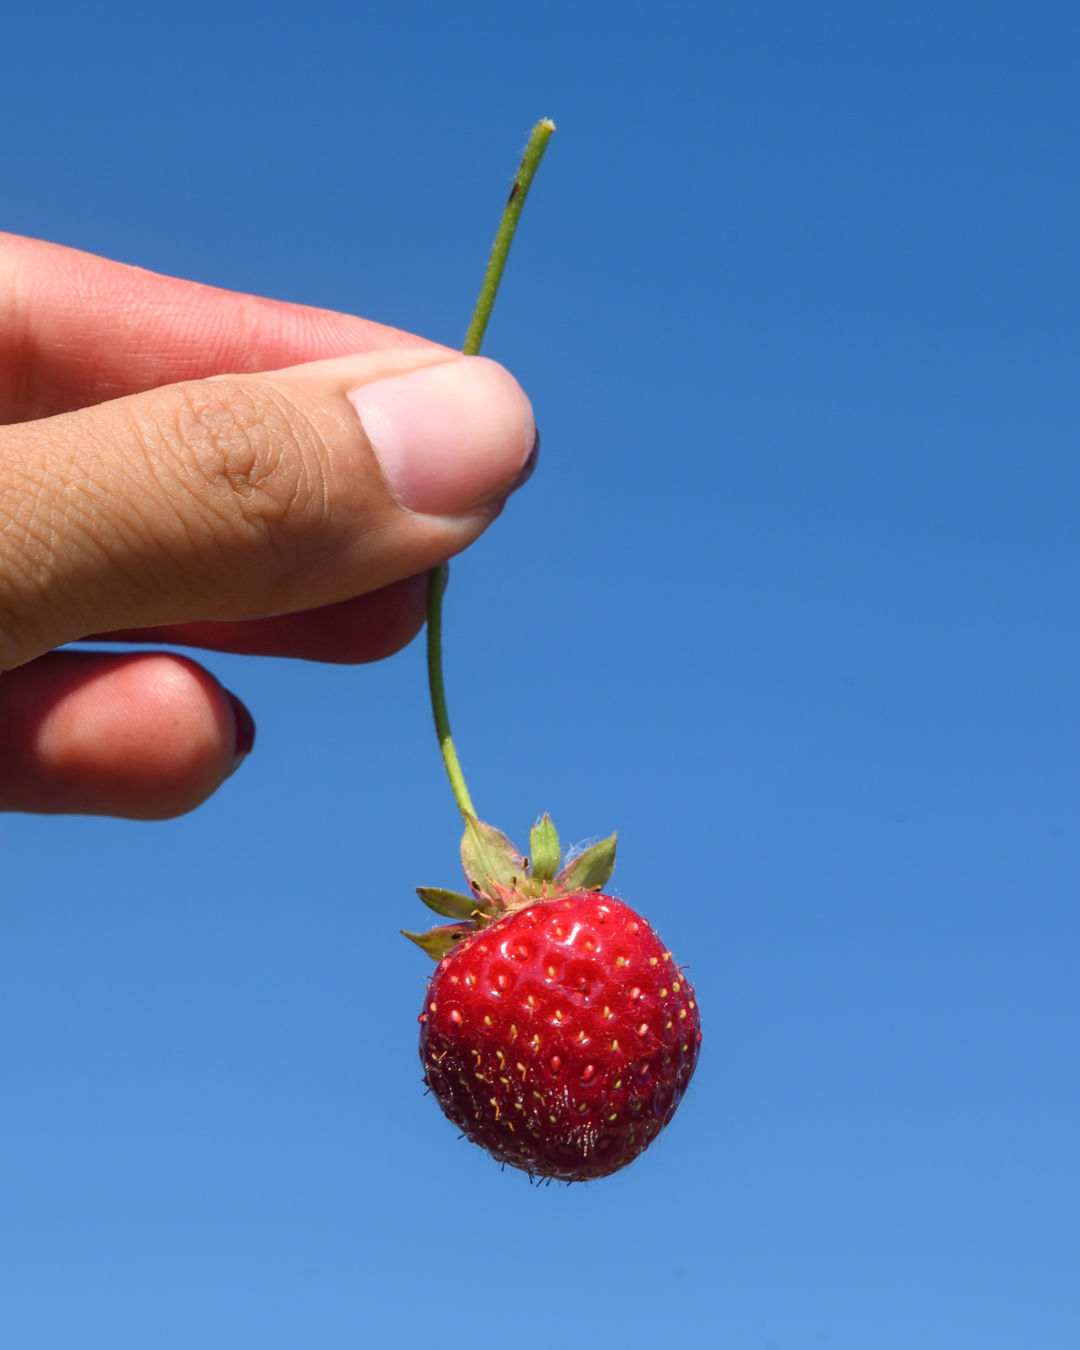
2;2;1078;1347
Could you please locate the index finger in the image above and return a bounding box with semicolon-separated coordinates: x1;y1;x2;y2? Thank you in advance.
0;232;445;423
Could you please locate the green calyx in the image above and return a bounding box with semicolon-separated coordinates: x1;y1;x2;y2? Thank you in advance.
403;814;617;961
401;922;476;961
528;815;561;883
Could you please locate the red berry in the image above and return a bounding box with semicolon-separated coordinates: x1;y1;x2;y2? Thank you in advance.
417;892;701;1182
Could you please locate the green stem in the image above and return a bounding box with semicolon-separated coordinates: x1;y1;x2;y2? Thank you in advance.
426;562;476;819
426;118;555;820
463;120;556;356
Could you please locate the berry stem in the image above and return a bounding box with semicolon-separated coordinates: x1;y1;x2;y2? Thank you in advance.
426;118;555;821
425;561;476;819
462;120;556;357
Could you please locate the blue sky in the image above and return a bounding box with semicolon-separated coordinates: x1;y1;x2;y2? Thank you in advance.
2;2;1078;1347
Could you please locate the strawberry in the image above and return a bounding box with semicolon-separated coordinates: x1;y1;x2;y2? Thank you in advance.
405;814;701;1181
404;123;701;1180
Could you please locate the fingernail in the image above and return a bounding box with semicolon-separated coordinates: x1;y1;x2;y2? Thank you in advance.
509;429;540;495
227;692;256;769
347;356;536;516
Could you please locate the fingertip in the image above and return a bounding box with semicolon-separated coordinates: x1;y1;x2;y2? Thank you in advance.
344;354;536;517
0;651;248;818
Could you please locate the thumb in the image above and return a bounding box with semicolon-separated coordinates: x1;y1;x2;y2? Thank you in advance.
0;348;536;668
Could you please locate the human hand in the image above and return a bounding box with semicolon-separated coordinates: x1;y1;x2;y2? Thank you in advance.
0;235;537;818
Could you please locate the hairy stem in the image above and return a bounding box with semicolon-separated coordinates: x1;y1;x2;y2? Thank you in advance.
426;119;555;820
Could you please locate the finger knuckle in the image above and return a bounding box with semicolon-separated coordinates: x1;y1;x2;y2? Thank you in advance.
144;379;326;563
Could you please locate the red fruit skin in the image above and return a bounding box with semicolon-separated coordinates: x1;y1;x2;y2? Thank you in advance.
418;893;701;1182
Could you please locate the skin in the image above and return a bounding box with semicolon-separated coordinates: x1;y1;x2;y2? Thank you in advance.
0;234;535;818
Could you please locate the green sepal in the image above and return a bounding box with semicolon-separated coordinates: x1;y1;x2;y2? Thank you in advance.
401;922;476;961
555;832;617;893
416;886;493;921
460;815;525;899
528;814;561;883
